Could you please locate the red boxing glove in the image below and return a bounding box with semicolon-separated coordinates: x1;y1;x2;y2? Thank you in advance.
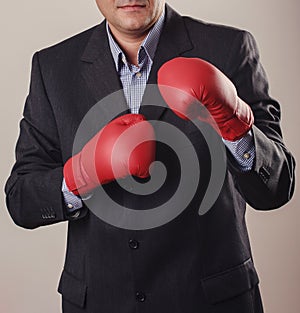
64;114;156;196
157;57;254;141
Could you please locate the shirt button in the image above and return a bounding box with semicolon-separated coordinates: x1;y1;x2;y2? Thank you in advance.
136;292;146;302
67;203;73;209
136;72;142;78
243;152;251;159
128;239;139;249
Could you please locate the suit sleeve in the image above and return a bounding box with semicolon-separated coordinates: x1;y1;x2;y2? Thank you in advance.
225;31;296;210
5;52;86;229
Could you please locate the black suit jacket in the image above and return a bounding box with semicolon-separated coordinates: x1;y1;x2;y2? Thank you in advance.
5;5;295;313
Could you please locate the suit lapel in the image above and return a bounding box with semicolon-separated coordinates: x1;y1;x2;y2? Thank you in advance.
141;4;194;121
80;22;129;117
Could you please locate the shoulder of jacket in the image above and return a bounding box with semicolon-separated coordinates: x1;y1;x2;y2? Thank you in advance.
182;15;247;39
36;24;100;61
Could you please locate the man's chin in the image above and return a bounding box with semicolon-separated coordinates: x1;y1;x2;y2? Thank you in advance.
120;20;151;35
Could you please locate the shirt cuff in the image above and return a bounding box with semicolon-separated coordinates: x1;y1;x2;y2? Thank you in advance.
62;178;83;212
222;130;255;172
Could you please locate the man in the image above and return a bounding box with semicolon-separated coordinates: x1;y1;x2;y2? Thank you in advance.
5;1;295;312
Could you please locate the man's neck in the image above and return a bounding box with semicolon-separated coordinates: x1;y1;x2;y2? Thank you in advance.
108;25;150;66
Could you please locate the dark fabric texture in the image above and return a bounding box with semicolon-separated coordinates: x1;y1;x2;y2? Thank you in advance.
5;4;295;313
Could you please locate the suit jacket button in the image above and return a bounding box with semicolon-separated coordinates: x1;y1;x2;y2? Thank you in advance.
259;166;270;183
136;292;146;302
128;239;139;249
71;211;80;219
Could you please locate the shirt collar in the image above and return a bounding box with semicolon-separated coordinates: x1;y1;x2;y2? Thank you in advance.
106;9;165;71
